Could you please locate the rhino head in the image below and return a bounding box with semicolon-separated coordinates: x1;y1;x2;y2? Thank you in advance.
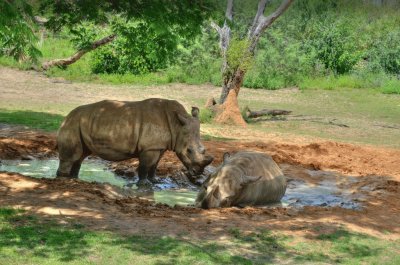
175;107;213;175
195;152;260;209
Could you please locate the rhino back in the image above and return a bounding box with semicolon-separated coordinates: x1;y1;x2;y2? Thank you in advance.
230;152;287;205
59;99;185;160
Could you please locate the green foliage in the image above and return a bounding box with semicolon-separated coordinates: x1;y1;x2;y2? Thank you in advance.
0;0;41;63
91;17;178;74
226;37;253;73
38;0;215;74
199;108;214;124
309;20;362;75
368;30;400;75
69;21;102;50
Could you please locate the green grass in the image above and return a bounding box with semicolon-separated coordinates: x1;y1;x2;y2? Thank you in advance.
228;226;400;265
0;109;64;131
300;74;400;94
0;208;250;265
1;208;399;265
199;108;215;124
0;56;32;70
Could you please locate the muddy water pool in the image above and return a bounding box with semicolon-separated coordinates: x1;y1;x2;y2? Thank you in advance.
0;159;362;209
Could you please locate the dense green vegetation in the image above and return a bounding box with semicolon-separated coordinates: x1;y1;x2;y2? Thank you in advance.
1;207;399;264
2;0;400;94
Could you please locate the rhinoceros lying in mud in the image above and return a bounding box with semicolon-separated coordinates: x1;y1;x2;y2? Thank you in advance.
195;151;286;208
56;98;213;187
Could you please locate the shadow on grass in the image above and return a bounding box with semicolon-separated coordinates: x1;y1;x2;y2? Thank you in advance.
0;109;64;131
0;208;396;264
0;208;250;264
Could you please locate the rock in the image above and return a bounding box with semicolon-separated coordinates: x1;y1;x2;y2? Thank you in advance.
21;155;35;160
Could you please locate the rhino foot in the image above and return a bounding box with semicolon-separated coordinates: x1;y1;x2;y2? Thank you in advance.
56;170;78;179
137;179;153;189
148;176;162;184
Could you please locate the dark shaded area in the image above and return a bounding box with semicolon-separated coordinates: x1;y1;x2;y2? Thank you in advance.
0;109;64;131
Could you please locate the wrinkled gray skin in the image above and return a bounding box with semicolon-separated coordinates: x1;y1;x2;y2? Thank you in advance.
196;151;286;209
56;98;213;187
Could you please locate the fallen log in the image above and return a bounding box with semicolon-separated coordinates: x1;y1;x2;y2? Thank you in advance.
42;34;116;70
244;106;292;118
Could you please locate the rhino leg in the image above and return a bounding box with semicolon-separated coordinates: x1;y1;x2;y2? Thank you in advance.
57;155;87;178
56;160;75;178
56;134;90;178
147;151;164;183
137;150;162;188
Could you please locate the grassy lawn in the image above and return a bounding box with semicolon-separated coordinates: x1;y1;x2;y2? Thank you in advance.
1;208;399;265
0;109;64;131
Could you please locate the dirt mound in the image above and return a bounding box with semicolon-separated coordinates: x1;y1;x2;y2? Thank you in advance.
0;127;56;159
214;90;247;127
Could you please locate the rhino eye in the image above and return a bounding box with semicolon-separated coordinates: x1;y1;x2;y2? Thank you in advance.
187;148;193;154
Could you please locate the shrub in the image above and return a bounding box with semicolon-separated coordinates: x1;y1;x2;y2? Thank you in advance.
199;108;214;124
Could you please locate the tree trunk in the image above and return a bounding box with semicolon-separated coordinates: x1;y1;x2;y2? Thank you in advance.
210;0;294;125
220;68;245;104
41;34;116;70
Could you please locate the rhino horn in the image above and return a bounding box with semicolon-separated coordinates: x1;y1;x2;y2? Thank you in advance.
223;152;230;163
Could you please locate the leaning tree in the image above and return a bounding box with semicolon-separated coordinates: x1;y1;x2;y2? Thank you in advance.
209;0;294;125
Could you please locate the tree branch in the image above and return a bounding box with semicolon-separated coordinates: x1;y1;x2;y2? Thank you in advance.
42;34;116;70
248;0;268;38
249;0;294;52
225;0;234;21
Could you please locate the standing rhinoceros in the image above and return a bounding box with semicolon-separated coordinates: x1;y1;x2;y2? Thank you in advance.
196;151;286;208
56;98;213;187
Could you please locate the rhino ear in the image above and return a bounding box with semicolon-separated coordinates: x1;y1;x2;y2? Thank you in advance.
223;152;230;163
191;107;199;119
241;175;262;187
176;112;189;126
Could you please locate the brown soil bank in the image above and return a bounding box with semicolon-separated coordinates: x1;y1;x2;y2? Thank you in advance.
0;171;399;240
1;127;399;179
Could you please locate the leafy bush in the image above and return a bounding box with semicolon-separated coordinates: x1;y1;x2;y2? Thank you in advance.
91;17;179;75
368;30;400;76
309;20;362;75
